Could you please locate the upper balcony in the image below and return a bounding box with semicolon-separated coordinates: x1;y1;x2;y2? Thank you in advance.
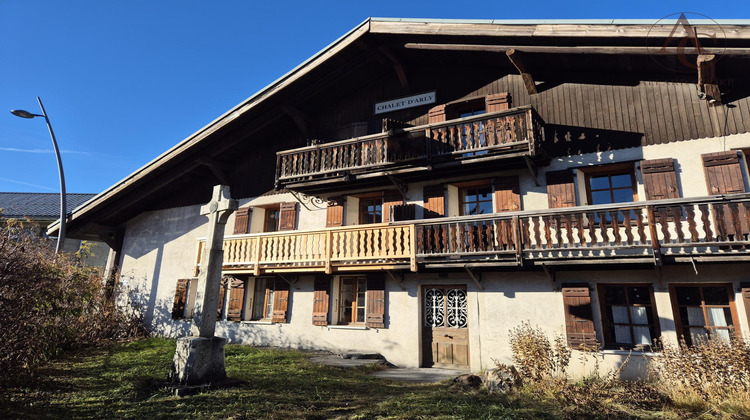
200;193;750;277
275;105;548;194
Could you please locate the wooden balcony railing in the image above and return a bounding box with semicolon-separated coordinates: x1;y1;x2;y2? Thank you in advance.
413;194;750;266
197;223;417;275
275;106;544;186
197;194;750;276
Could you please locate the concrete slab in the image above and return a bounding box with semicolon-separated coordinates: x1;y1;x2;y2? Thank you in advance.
309;355;383;368
368;367;468;383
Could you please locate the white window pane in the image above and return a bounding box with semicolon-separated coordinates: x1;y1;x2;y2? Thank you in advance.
611;305;629;323
614;325;632;343
633;326;652;345
687;307;705;326
706;307;728;327
690;327;708;342
630;306;648;324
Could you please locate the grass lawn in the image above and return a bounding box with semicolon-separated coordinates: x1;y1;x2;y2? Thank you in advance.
0;338;732;419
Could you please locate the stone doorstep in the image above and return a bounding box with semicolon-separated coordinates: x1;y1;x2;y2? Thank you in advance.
171;378;246;397
337;352;384;360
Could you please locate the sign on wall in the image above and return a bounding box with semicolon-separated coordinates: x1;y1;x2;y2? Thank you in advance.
374;91;436;115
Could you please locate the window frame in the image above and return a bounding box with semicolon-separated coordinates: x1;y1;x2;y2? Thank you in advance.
244;277;277;321
358;193;383;224
597;284;660;350
583;162;639;207
669;283;742;345
456;180;494;216
262;205;281;233
334;276;368;325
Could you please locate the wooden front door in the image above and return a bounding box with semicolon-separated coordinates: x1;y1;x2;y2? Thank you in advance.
422;286;469;368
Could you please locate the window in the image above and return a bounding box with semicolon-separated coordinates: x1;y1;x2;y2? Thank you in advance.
598;285;659;349
251;278;275;320
671;284;739;345
359;196;383;224
264;206;281;232
459;183;493;216
338;277;367;324
586;165;637;206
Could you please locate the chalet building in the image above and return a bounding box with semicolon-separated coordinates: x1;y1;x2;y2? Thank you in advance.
53;18;750;378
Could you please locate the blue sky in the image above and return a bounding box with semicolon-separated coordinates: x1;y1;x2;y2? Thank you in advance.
1;1;748;194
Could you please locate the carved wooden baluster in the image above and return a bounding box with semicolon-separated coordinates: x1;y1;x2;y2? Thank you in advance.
441;224;448;253
585;212;596;245
672;206;685;244
743;202;750;240
622;210;634;245
562;214;574;248
495;220;505;250
634;210;645;245
714;204;727;242
552;215;562;248
573;213;585;247
432;225;441;253
729;202;742;241
697;204;713;242
684;206;698;242
486;118;496;146
456;223;464;253
611;211;621;246
655;207;669;244
473;121;481;149
417;226;426;254
544;216;553;249
529;216;539;250
597;212;608;245
448;223;456;253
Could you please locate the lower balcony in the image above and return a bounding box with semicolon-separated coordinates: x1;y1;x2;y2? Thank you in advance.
198;193;750;276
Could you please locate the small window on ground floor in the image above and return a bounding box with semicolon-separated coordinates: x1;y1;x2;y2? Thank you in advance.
337;276;367;325
670;284;740;345
598;284;659;350
325;275;385;328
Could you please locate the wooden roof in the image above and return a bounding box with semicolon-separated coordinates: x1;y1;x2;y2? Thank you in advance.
52;18;750;242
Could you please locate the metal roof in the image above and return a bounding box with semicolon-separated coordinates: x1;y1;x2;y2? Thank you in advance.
0;192;96;220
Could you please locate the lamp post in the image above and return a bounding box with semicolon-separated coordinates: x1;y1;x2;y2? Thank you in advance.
10;97;67;253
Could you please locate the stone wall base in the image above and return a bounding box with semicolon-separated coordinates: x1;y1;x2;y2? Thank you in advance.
170;336;227;386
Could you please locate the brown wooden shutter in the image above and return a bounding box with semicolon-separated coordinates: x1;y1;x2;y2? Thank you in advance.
233;207;251;234
365;274;386;328
278;202;298;231
217;278;227;319
494;176;521;213
272;279;290;323
703;151;746;195
326;198;344;227
485;93;511;112
423;185;445;218
171;278;189;319
226;277;245;322
741;282;750;332
391;204;416;221
561;284;598;348
428;104;447;124
312;276;330;326
382;192;404;223
546;170;576;208
641;158;680;200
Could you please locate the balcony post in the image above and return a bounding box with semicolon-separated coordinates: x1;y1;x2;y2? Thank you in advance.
646;206;663;266
325;230;333;274
253;237;263;276
409;224;418;272
513;215;524;266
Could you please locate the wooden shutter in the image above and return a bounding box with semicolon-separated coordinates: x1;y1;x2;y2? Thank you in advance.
641;158;680;200
561;284;598;348
391;204;416;221
326;198;345;227
217;278;227;319
278;202;298;231
428;104;447;124
703;151;746;195
382;192;404;223
423;185;445;218
272;279;290;323
312;276;330;326
365;274;386;328
226;277;245;322
171;278;189;319
233;207;251;234
741;282;750;332
546;170;576;208
485;92;511;112
494;176;521;213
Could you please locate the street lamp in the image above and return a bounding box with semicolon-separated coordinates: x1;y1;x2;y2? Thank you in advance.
10;97;67;254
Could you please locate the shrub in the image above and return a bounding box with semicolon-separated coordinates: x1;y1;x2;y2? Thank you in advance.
0;219;147;378
649;336;750;413
507;321;570;382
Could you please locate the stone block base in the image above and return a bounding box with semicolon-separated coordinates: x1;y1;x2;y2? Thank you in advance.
170;336;227;386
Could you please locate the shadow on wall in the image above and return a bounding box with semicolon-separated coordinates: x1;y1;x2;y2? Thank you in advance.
543;124;643;157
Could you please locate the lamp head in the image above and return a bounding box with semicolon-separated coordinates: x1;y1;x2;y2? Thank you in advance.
10;109;41;119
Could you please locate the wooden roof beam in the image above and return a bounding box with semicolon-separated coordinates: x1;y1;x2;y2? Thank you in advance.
198;157;230;185
506;48;537;94
281;105;311;138
404;42;750;55
379;46;409;88
697;54;721;106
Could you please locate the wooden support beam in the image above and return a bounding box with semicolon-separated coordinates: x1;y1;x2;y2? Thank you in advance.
523;155;539;186
276;273;300;290
697;54;721;106
379;46;409;88
464;265;484;290
198;157;230;185
506;48;537;94
385;270;406;291
281;105;311;138
405;42;750;55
